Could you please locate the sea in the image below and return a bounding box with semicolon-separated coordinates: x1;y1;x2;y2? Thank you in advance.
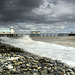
0;36;75;67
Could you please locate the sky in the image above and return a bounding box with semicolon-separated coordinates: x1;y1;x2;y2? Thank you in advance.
0;0;75;33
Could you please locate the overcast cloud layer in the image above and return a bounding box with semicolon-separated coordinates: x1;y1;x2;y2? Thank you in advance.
0;0;75;33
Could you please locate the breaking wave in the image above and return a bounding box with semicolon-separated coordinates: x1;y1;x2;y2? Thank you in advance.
0;36;75;67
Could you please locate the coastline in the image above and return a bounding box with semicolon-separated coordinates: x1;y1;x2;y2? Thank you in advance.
0;42;75;75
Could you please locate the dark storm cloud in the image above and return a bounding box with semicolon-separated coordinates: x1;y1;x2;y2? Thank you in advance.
0;0;75;33
0;0;75;27
0;0;42;23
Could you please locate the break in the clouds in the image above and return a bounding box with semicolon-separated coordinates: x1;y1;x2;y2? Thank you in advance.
0;0;75;33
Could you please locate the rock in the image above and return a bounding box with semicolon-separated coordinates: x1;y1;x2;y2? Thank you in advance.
40;70;47;75
14;62;22;65
26;71;31;75
2;66;8;70
7;64;13;69
65;65;69;69
72;67;75;72
16;65;21;69
68;69;73;72
32;73;38;75
10;70;20;74
66;72;70;75
70;71;75;75
37;67;41;69
28;57;33;59
21;69;28;72
0;68;3;73
48;63;53;67
30;70;38;75
39;58;47;63
0;62;2;66
7;57;19;61
21;64;26;68
26;64;31;67
28;68;32;71
10;68;20;74
47;67;51;71
32;64;38;69
38;63;41;67
31;60;38;63
0;54;2;58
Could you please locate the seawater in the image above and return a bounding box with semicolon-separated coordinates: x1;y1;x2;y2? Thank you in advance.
0;36;75;67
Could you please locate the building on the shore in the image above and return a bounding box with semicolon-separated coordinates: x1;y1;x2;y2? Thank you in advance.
30;31;40;34
0;26;15;34
30;31;40;36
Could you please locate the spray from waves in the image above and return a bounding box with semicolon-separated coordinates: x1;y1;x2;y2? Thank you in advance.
0;36;75;67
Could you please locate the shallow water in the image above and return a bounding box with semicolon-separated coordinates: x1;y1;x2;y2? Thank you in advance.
31;36;75;47
0;36;75;67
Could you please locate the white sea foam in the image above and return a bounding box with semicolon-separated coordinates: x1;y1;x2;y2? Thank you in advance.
0;36;75;67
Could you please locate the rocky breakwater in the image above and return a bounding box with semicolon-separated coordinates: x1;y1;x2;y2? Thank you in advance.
0;42;75;75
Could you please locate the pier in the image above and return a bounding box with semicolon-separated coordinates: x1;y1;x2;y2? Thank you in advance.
15;33;75;37
0;33;75;37
0;27;75;37
0;33;18;37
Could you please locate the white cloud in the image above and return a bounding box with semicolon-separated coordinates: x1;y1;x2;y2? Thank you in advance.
52;1;73;17
1;21;75;33
32;0;74;20
13;22;74;33
32;0;52;15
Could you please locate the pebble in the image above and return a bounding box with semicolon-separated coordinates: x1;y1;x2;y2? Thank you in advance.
7;64;13;69
0;52;75;75
0;68;3;73
0;42;74;75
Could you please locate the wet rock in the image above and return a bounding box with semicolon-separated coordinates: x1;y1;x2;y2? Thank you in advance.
21;69;28;72
37;67;41;70
39;58;47;63
66;72;70;75
0;68;3;73
38;63;41;67
7;64;13;69
21;64;26;68
72;67;75;72
2;66;9;70
10;70;20;74
16;65;21;69
28;57;33;59
26;64;31;67
70;71;75;75
7;57;19;61
31;64;38;69
0;62;2;66
14;62;22;66
26;71;31;75
30;70;39;75
40;69;47;75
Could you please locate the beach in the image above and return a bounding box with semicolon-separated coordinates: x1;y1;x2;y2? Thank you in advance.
0;36;75;75
0;42;75;75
